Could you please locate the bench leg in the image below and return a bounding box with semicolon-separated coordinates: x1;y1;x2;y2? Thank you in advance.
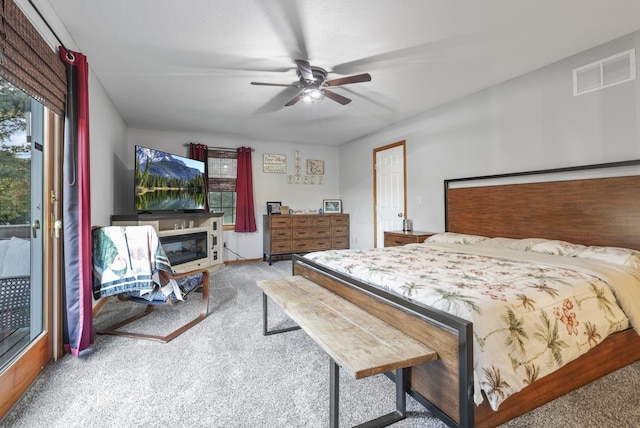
331;359;340;428
262;293;301;336
330;358;408;428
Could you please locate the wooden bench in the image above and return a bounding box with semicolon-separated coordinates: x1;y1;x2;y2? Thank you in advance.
257;275;438;428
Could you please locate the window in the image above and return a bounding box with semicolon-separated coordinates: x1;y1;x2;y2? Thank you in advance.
207;149;237;226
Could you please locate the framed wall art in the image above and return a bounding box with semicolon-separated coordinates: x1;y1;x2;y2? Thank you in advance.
306;159;324;175
323;199;342;213
266;201;282;215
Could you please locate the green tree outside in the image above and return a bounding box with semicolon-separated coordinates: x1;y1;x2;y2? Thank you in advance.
0;77;30;224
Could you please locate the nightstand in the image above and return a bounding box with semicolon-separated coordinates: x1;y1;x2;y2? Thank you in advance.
384;231;435;247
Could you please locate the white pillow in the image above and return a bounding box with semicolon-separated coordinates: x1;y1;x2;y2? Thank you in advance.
426;232;488;245
576;246;640;270
478;237;548;252
529;240;586;256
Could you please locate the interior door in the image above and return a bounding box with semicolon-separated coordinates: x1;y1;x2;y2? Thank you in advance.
373;142;406;248
0;88;53;418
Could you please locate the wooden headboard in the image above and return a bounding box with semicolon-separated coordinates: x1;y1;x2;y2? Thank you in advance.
445;160;640;250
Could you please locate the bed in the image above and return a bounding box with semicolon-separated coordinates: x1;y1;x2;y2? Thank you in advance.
291;160;640;428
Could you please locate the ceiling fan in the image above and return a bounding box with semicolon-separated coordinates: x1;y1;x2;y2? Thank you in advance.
250;59;371;106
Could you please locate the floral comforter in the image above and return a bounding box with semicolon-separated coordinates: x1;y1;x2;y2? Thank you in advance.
304;238;640;410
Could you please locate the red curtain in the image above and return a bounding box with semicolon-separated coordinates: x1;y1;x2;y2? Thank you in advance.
59;46;93;355
188;143;209;211
235;147;256;232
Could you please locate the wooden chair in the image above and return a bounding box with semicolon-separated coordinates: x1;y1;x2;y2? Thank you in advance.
92;226;210;343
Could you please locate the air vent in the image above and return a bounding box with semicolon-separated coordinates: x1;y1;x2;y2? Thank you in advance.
573;49;636;96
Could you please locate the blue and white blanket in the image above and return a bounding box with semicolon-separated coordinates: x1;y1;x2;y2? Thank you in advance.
92;226;183;302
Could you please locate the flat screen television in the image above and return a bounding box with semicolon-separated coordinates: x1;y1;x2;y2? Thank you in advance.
134;145;206;212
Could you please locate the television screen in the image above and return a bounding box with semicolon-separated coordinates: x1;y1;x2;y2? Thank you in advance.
134;145;206;212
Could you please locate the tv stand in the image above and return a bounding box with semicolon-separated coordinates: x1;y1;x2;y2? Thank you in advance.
111;212;224;274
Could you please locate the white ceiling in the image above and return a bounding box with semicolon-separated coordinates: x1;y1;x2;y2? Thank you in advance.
44;0;640;146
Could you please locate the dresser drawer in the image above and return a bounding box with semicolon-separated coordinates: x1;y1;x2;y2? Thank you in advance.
271;241;291;254
292;239;332;252
331;237;349;249
269;216;292;228
270;241;292;254
331;226;349;236
293;216;331;228
293;228;330;240
331;215;349;226
384;231;434;247
270;228;292;240
384;235;414;247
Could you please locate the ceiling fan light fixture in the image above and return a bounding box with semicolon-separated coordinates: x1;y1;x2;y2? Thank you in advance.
252;59;368;107
301;88;323;104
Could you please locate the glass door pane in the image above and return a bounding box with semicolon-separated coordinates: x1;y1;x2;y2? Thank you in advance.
0;79;44;370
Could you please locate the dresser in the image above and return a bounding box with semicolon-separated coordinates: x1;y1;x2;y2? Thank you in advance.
263;214;349;264
383;230;435;247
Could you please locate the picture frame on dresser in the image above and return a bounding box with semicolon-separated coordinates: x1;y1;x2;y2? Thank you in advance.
266;201;281;215
323;199;342;213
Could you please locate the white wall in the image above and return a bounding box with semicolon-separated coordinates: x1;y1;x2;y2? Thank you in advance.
126;128;340;261
89;75;128;227
341;31;640;249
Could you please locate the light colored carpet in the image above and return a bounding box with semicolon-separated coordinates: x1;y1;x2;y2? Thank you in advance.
2;261;639;427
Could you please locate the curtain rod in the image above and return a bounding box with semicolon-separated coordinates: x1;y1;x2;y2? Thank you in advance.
183;144;254;152
28;0;66;49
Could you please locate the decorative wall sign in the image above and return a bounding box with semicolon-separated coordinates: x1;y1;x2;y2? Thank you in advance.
288;150;324;185
306;159;325;175
263;154;287;173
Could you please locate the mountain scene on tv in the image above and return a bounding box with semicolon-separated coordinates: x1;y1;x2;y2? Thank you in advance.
135;147;206;211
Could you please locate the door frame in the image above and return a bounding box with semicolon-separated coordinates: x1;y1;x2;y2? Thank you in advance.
373;141;407;248
0;108;60;418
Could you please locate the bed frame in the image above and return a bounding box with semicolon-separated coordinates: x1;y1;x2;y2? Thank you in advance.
292;159;640;428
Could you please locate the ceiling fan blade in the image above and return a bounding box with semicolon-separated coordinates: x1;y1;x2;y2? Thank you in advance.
251;82;297;87
259;0;309;61
255;87;301;114
324;73;372;87
284;90;304;106
323;90;351;105
331;35;483;75
295;59;314;82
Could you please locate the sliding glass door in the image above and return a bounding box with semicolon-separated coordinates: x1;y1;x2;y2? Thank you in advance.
0;78;53;417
